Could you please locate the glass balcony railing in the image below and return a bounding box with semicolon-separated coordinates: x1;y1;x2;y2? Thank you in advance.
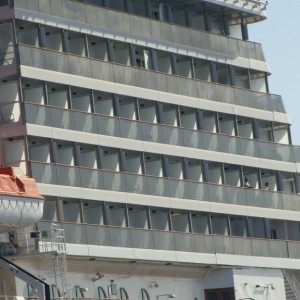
19;45;284;113
24;102;299;163
30;161;300;212
13;0;265;61
37;221;300;260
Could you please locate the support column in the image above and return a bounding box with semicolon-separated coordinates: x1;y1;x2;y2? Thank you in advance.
162;155;170;177
288;125;293;145
233;115;239;136
223;15;230;36
112;94;121;116
156;102;164;124
210;62;217;83
50;140;58;163
90;90;95;113
182;158;190;180
38;24;46;48
202;161;208;183
270;122;275;142
119;149;127;172
129;44;137;67
229;65;236;86
124;204;129;227
145;0;152;18
67;86;72;109
196;109;204;130
170;53;179;75
252;119;260;140
166;4;173;23
208;213;213;234
204;9;211;32
74;143;81;166
125;0;132;12
246;217;252;237
102;202;110;225
168;209;173;231
62;30;70;53
151;49;158;71
188;211;193;233
147;207;152;229
44;81;49;105
264;219;271;239
227;215;231;236
264;73;270;93
96;147;104;169
294;174;300;194
241;19;249;41
276;171;284;192
185;7;192;27
107;39;115;62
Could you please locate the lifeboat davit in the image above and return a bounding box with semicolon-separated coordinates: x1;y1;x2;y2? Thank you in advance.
0;167;44;233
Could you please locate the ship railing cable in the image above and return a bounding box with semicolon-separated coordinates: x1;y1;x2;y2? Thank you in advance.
282;269;300;300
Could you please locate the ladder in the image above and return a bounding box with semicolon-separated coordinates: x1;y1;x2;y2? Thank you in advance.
40;224;68;297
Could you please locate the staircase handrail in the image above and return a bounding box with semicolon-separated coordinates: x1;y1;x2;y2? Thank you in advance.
282;269;300;300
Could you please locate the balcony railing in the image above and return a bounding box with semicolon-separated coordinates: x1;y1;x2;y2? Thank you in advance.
29;161;300;213
18;45;284;113
207;0;267;15
24;102;300;163
35;221;300;260
13;0;265;61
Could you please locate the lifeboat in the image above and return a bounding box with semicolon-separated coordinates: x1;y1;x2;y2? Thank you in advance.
0;167;44;234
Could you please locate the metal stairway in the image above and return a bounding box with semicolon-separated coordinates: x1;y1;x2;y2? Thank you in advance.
282;269;300;300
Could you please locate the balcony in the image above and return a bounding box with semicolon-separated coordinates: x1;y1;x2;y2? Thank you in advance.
18;45;284;113
29;161;300;213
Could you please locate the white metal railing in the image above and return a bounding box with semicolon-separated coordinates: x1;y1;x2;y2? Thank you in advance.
212;0;267;14
282;269;300;300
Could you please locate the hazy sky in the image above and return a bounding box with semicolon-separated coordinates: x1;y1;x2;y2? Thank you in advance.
249;1;300;146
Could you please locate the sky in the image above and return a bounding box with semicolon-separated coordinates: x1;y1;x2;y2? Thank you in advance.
249;1;300;146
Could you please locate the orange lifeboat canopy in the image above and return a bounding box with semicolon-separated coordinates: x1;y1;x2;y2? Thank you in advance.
0;167;43;199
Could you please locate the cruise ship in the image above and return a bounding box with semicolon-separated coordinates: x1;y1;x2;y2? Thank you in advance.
0;0;300;299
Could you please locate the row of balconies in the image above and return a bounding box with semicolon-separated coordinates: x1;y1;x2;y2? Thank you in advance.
37;221;300;260
23;103;296;163
14;19;267;93
24;135;299;194
42;199;300;241
27;158;300;211
19;80;288;144
18;45;284;113
17;77;289;145
13;0;266;50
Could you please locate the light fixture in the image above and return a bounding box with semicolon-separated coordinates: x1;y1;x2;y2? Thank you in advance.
255;284;267;289
156;294;176;300
255;283;275;290
109;280;117;296
92;272;104;282
66;286;88;298
149;281;159;288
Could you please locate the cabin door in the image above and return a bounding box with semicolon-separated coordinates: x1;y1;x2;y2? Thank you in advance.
205;287;235;300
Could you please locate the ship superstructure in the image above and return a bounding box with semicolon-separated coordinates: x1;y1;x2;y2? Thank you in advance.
0;0;299;299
